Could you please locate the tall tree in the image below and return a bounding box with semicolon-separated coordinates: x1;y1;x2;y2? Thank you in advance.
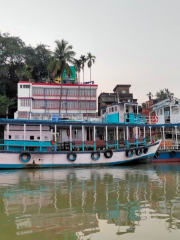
86;52;96;82
73;58;82;83
23;44;51;82
48;39;76;113
0;32;26;117
147;92;153;100
80;55;87;83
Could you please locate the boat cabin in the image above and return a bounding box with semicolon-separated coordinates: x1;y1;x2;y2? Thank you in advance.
101;102;145;124
150;98;180;124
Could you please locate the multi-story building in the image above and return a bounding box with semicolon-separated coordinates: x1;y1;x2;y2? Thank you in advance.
98;84;137;116
15;81;98;120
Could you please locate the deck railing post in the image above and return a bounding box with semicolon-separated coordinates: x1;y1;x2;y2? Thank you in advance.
55;125;57;151
144;126;146;145
175;126;178;149
116;126;119;149
126;126;129;148
93;126;96;150
7;124;9;151
82;125;84;151
135;126;138;147
149;127;152;142
162;126;165;150
70;125;72;151
106;126;108;149
24;124;26;151
40;124;42;151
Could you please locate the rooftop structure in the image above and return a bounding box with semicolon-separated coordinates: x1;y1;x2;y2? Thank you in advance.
98;84;137;116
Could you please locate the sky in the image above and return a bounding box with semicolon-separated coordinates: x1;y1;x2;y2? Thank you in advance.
0;0;180;104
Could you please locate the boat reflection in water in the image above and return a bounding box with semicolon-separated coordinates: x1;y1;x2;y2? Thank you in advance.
1;165;180;239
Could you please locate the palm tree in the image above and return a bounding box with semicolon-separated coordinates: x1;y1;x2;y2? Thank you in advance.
48;39;75;113
86;52;96;82
80;55;87;83
73;58;82;83
147;92;153;100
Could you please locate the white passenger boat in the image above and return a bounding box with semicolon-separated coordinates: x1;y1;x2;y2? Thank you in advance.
0;101;161;168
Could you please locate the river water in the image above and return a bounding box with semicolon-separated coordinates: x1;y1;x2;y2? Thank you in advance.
0;164;180;239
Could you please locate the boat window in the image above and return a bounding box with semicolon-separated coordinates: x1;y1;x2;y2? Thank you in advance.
160;109;163;115
15;135;19;140
115;106;117;112
157;110;159;116
30;136;34;140
172;108;179;114
44;136;48;140
112;107;114;112
9;135;11;139
20;85;22;88
37;136;40;140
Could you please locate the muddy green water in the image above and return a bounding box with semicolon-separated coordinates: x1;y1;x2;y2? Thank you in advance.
0;164;180;239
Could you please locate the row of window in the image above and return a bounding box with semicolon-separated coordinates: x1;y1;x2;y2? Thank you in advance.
32;87;96;96
20;99;96;109
108;106;118;113
20;85;30;88
8;135;49;140
32;100;96;109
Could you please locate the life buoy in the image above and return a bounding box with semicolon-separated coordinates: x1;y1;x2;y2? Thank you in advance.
67;152;77;161
126;149;134;158
170;151;176;157
143;146;148;154
152;116;158;123
91;151;100;161
135;148;142;156
51;140;55;145
154;151;160;159
19;152;31;163
104;149;113;158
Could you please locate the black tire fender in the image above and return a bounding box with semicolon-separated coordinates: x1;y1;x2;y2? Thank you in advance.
67;152;77;161
104;149;113;159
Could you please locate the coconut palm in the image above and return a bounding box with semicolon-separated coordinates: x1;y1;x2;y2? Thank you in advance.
86;52;96;82
73;58;82;83
48;39;76;113
80;55;87;83
147;92;153;100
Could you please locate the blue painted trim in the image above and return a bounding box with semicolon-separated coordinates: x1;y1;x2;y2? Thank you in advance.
0;141;160;154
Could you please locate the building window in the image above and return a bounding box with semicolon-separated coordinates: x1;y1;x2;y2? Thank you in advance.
30;136;34;140
122;90;126;93
20;99;30;107
23;85;30;88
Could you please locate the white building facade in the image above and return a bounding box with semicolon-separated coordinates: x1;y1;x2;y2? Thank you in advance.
15;81;98;120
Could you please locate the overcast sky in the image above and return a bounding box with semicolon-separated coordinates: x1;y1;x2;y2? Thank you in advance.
0;0;180;103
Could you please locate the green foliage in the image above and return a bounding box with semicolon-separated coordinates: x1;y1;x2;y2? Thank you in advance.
73;58;82;73
156;89;174;101
48;39;76;79
146;92;153;100
141;102;146;109
0;95;15;117
86;52;96;68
